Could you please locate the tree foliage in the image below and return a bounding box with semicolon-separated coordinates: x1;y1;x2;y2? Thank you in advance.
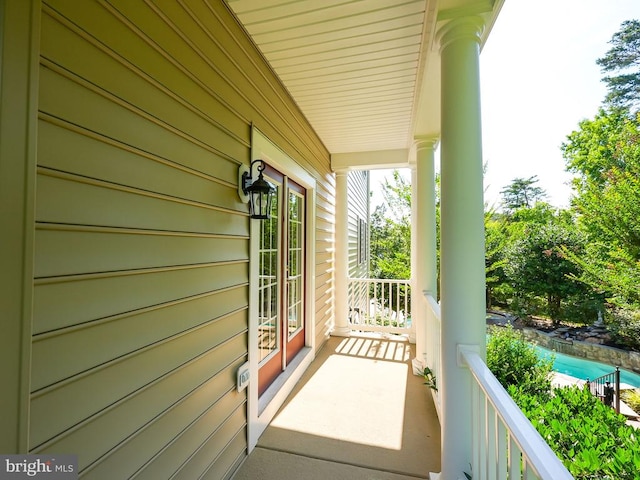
483;22;640;332
555;21;640;348
484;212;510;308
487;177;599;325
562;108;640;312
514;386;640;480
597;19;640;111
369;171;411;280
488;328;640;480
486;325;553;397
563;107;640;189
499;175;547;212
504;214;597;325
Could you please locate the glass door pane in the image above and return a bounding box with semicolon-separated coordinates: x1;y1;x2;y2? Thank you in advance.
257;171;305;395
258;182;280;364
287;190;304;337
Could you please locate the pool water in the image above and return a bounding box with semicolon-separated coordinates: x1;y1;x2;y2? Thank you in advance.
535;346;640;388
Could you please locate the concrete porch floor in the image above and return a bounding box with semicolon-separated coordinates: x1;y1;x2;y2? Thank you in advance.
233;334;441;480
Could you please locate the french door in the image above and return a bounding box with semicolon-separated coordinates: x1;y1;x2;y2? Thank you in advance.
257;167;306;397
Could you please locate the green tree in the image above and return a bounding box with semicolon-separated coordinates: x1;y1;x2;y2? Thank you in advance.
368;171;413;317
369;171;411;280
509;200;556;226
562;108;640;311
486;176;549;308
485;189;557;311
597;19;640;111
500;176;547;212
563;108;639;188
504;210;596;324
485;211;510;308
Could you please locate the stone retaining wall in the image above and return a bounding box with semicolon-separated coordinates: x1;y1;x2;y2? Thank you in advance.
521;327;640;375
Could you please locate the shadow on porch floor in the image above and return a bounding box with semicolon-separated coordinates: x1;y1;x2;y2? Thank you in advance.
233;334;441;479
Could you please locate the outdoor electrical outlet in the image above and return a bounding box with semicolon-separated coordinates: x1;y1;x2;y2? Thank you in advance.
237;362;250;392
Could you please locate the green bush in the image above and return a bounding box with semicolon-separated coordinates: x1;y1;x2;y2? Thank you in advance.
607;307;640;351
512;386;640;480
487;326;640;479
486;325;553;397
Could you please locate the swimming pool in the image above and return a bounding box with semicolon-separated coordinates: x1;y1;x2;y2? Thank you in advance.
535;346;640;388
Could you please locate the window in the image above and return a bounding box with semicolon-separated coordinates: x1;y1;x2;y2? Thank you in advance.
358;218;367;265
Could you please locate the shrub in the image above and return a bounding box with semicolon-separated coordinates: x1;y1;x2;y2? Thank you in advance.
486;325;554;397
488;326;640;479
512;386;640;480
607;307;640;351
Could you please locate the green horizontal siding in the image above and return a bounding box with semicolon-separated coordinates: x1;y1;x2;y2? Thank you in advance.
33;262;248;333
31;0;335;477
31;286;248;390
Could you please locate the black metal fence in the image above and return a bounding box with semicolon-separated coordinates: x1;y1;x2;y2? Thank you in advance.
586;367;621;414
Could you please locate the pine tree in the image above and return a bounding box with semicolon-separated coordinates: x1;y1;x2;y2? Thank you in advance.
597;19;640;111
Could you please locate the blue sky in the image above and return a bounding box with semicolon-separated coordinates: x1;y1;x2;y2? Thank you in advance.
481;0;640;209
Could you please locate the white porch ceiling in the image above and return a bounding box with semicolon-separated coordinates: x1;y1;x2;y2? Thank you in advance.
226;0;503;158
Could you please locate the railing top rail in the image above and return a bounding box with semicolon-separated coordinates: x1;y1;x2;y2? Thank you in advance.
589;366;619;385
460;347;574;480
423;292;440;318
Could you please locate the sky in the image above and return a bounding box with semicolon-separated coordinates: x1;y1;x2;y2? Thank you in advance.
480;0;640;209
371;0;640;210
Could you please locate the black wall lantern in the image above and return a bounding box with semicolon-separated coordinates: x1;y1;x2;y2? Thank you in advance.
239;159;276;220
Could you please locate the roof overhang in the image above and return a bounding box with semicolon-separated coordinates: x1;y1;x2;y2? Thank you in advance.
226;0;504;168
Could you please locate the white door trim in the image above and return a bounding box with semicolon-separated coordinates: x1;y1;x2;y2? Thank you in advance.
247;128;317;452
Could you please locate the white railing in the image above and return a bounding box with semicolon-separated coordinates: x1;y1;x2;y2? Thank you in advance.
424;293;441;418
348;278;411;335
459;347;574;480
423;293;572;479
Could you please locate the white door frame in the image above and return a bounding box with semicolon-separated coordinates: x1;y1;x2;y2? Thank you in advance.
247;127;317;451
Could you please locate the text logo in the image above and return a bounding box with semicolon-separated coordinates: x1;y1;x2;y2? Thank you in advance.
0;455;77;479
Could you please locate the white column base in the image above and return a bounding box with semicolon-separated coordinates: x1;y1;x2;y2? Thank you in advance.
412;357;425;376
429;473;467;480
331;326;351;337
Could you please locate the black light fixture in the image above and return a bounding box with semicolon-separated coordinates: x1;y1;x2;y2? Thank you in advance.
240;159;276;220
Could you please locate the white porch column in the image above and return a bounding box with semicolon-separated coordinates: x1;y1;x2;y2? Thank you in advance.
333;170;351;336
438;17;486;479
412;138;439;374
